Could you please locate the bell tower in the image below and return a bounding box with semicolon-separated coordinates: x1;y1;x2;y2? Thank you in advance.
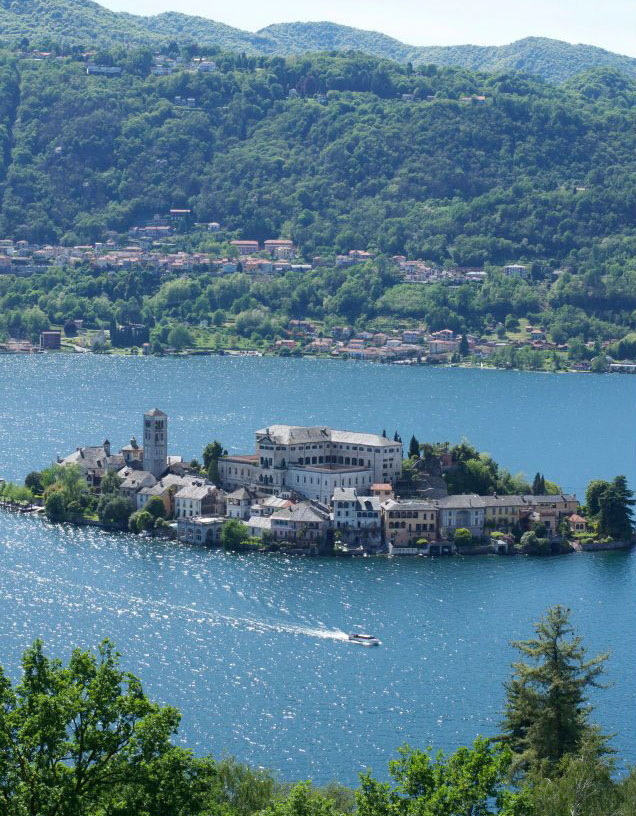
143;408;168;477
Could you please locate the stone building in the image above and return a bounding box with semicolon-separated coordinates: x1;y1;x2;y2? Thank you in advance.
143;408;168;477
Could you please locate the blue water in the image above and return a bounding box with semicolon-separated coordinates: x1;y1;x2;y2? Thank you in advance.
0;355;635;783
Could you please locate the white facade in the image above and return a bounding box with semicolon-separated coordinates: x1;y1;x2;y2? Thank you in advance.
219;425;402;501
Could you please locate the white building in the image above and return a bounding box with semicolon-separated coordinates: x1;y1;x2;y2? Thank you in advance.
174;483;223;519
219;425;402;500
332;487;382;551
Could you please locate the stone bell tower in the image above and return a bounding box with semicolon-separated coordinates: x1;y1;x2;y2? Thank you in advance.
143;408;168;477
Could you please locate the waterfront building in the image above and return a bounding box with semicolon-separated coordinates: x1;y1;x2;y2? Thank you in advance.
382;498;439;547
40;330;61;350
332;488;382;551
174;483;225;519
269;501;331;543
176;516;225;546
137;473;207;516
143;408;168;477
435;495;487;539
219;425;402;501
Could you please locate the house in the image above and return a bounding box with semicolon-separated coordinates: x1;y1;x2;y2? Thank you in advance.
40;331;61;350
503;264;529;279
246;515;273;538
435;495;486;539
482;495;528;532
120;436;144;467
59;441;124;489
174;483;224;519
176;516;225;546
136;473;203;516
382;499;439;547
226;486;261;520
86;64;122;76
568;514;587;535
270;501;331;543
332;488;382;551
371;483;394;501
264;239;294;259
120;470;157;501
230;240;259;256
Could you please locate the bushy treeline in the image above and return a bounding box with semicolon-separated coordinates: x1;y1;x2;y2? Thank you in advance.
1;607;635;815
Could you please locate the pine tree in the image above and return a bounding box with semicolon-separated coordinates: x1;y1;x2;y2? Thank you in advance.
408;435;420;458
500;605;610;776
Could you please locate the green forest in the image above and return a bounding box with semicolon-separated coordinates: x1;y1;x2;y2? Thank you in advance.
0;46;634;355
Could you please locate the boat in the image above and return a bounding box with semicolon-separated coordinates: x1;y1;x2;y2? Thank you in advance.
348;632;380;647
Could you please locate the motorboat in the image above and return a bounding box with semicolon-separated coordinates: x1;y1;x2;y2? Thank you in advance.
348;632;380;647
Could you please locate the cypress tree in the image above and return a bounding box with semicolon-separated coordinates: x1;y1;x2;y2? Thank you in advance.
500;605;610;776
408;435;420;458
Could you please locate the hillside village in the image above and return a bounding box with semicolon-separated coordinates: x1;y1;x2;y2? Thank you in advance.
12;407;600;557
0;230;628;371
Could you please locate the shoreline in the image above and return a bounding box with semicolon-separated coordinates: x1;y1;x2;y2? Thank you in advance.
3;507;631;558
0;345;626;376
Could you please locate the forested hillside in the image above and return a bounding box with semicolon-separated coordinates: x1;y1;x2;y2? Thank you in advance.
1;0;636;83
0;47;635;357
1;50;634;261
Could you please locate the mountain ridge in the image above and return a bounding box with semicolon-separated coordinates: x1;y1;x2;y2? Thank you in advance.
1;0;635;82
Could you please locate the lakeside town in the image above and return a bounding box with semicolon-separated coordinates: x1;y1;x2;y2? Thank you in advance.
0;227;634;373
1;408;632;557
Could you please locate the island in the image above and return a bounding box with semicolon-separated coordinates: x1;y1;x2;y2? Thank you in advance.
2;408;633;557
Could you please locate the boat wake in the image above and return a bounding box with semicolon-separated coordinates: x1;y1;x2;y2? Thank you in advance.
4;567;350;643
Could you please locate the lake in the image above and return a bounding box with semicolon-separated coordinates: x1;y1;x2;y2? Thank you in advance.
0;354;635;783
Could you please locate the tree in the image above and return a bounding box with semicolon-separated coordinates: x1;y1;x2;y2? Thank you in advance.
63;319;77;337
203;440;226;484
97;495;134;528
585;480;610;517
356;738;526;816
597;475;635;540
44;489;66;522
500;605;610;776
221;519;250;551
133;509;154;532
167;325;194;350
0;640;219;816
408;435;420;459
100;469;122;496
528;737;618;816
145;495;167;519
24;470;43;494
459;333;469;356
532;473;546;495
453;528;472;548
